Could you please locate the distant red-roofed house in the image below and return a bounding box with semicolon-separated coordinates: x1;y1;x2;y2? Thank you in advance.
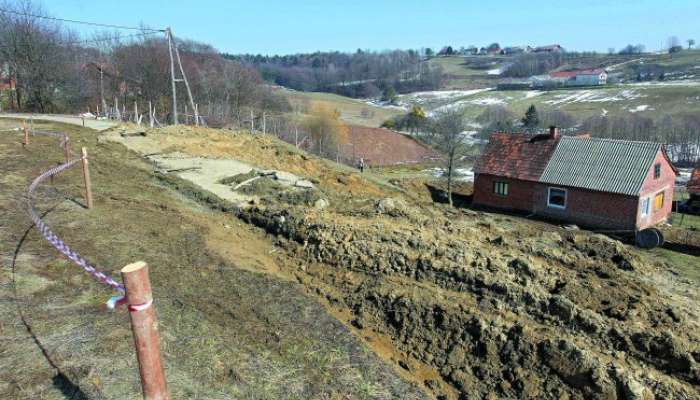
0;77;15;91
344;125;440;167
550;68;607;85
473;127;678;230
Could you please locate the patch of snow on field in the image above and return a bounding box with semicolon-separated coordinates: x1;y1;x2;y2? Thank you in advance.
524;91;543;99
461;130;486;145
544;89;644;105
601;109;608;117
630;80;700;87
676;168;693;186
403;88;494;103
363;99;409;111
423;167;475;182
469;97;507;106
487;67;502;75
628;104;652;113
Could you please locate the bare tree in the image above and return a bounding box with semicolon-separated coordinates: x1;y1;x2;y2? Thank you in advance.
422;109;467;206
0;0;80;111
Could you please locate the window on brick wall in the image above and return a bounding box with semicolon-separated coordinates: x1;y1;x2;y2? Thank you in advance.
640;197;650;217
654;163;661;179
493;181;508;196
547;187;567;209
654;191;664;212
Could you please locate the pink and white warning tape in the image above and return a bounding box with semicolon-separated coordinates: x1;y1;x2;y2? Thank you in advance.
26;139;126;309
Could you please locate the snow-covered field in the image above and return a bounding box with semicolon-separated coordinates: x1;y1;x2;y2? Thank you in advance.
524;90;544;99
400;88;494;105
627;104;654;113
629;80;700;87
423;167;475;182
676;168;693;186
544;89;644;105
487;68;502;75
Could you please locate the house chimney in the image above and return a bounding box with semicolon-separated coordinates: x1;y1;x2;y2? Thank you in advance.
549;126;560;139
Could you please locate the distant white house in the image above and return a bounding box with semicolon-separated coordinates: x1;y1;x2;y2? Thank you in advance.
537;68;608;87
533;44;562;53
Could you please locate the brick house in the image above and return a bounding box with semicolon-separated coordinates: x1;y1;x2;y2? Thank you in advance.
473;128;678;231
686;168;700;213
550;69;608;86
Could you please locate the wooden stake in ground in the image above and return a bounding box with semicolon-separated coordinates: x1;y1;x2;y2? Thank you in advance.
63;134;71;162
121;262;169;400
22;121;29;146
81;147;94;209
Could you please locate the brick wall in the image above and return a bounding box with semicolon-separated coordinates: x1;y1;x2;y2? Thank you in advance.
636;149;676;229
475;164;675;231
533;184;638;230
473;174;536;213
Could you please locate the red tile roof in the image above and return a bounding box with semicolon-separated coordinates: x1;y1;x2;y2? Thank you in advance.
474;132;560;181
345;126;441;167
0;77;16;90
688;168;700;195
550;71;578;78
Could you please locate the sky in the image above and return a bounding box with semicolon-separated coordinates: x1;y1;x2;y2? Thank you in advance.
50;0;699;55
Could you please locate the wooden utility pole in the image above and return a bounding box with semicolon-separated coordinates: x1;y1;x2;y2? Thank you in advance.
166;28;178;125
171;30;198;126
81;147;94;209
99;65;107;117
121;262;169;400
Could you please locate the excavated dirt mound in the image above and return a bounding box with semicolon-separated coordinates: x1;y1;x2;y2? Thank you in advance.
114;125;700;399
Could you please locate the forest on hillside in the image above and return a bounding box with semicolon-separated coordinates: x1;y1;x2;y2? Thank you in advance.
227;51;444;98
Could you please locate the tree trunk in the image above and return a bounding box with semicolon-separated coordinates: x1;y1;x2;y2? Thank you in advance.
447;152;454;207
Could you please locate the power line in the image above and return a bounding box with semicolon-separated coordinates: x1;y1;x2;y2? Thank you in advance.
65;31;163;46
0;31;163;50
0;8;165;32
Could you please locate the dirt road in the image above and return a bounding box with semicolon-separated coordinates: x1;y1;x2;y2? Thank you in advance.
0;113;117;131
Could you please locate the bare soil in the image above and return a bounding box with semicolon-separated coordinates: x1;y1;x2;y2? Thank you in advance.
0;120;426;399
116;124;699;399
2;121;699;400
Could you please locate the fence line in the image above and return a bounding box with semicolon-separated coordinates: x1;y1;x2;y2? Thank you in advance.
24;126;126;308
20;123;169;398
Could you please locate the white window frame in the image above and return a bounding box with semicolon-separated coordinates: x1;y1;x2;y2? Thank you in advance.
640;197;650;218
547;187;567;209
493;181;508;196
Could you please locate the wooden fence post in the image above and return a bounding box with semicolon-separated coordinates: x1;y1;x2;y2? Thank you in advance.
81;147;94;209
121;262;169;400
23;121;29;146
63;135;71;163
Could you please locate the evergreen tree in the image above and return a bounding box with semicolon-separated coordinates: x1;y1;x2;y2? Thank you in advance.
521;104;539;131
381;86;398;104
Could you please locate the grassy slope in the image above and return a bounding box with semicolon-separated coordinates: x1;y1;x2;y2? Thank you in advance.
426;56;502;89
0;119;425;399
412;52;700;121
283;89;403;127
393;83;700;122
